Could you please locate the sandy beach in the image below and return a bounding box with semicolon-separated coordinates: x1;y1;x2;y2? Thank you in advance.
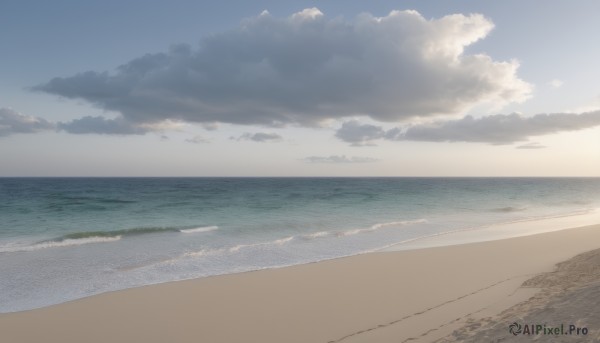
2;224;600;343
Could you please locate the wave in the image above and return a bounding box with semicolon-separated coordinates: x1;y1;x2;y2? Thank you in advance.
161;236;297;265
0;224;218;253
55;225;219;240
125;218;431;273
304;231;330;239
158;236;297;263
229;236;295;253
0;236;122;253
57;227;180;240
339;219;427;236
301;219;427;240
176;220;427;263
183;248;228;258
179;226;218;234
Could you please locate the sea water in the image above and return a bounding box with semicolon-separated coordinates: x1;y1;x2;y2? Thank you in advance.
1;177;600;313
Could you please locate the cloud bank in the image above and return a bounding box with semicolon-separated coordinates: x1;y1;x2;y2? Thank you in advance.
0;108;55;136
337;110;600;145
34;8;530;132
400;111;600;144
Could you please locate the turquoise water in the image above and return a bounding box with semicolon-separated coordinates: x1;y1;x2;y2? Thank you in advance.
1;177;600;312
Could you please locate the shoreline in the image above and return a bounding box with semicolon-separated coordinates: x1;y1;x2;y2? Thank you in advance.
384;207;600;252
2;224;600;342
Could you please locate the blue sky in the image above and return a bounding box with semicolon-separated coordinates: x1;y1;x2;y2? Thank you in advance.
1;1;599;176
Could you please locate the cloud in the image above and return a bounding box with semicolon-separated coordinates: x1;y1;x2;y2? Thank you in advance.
335;120;386;146
400;111;600;144
233;132;282;142
34;8;530;131
549;79;563;88
516;142;546;149
303;155;379;163
185;135;210;144
57;116;148;135
336;110;600;145
0;108;55;136
201;122;219;131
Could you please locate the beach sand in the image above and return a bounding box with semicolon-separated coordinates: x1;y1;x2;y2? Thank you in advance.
437;246;600;342
2;224;600;343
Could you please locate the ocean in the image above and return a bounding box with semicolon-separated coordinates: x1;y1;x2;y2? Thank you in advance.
1;177;600;313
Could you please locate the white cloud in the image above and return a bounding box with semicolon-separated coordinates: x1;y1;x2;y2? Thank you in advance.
303;155;379;163
35;8;531;131
291;7;323;21
0;108;55;136
336;110;600;145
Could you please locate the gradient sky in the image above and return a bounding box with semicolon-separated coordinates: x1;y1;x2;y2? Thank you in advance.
1;0;599;176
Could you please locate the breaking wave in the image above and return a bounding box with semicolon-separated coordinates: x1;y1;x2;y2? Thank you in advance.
338;219;427;236
0;225;218;253
0;236;122;253
179;226;219;233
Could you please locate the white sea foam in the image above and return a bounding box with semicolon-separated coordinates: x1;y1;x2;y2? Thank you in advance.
230;236;295;253
183;248;227;258
179;226;219;234
154;236;298;267
339;219;427;236
0;236;122;253
273;236;294;245
304;231;330;239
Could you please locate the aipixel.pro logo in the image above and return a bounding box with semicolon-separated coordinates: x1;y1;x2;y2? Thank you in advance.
508;322;588;336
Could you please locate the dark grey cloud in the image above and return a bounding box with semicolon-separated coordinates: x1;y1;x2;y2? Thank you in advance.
57;116;148;135
201;122;219;131
336;111;600;145
233;132;282;142
335;120;386;146
34;8;530;131
0;108;55;136
303;155;379;163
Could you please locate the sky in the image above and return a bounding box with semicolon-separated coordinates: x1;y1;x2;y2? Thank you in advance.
1;0;599;176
